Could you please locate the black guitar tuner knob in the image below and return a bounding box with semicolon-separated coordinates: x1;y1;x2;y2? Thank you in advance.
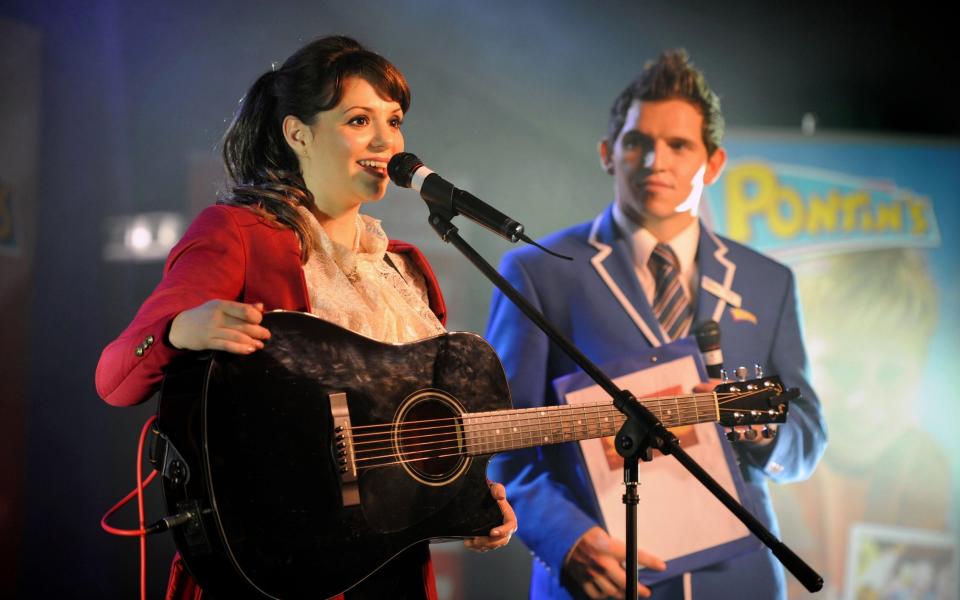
743;427;759;441
754;364;763;378
726;428;742;442
720;368;729;382
762;425;777;439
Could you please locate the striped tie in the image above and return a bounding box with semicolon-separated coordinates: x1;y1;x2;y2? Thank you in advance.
649;243;693;340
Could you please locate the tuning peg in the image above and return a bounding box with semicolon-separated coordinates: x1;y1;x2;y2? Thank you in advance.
762;425;777;439
743;427;759;441
726;428;742;442
754;363;764;378
735;366;748;381
720;368;729;382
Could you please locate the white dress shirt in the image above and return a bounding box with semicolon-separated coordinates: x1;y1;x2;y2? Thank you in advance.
612;203;700;338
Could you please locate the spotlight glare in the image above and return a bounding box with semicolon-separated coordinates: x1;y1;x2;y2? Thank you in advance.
103;211;185;262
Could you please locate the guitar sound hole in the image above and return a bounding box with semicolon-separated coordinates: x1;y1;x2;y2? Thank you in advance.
395;391;469;485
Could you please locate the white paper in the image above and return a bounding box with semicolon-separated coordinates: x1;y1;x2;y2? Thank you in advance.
565;355;751;561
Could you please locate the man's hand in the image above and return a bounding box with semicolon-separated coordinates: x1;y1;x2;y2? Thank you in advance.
563;526;666;599
169;300;271;353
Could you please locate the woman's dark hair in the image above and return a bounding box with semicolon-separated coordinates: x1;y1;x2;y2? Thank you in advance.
607;49;724;156
220;35;410;261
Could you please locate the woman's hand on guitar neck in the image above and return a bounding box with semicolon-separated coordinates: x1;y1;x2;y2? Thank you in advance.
169;300;272;354
462;481;517;553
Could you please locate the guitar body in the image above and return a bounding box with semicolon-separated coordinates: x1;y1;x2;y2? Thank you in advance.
156;311;510;599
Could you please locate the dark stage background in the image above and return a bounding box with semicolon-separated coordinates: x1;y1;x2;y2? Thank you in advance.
1;1;956;598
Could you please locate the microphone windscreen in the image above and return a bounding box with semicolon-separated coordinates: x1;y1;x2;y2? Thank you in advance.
387;152;423;188
694;320;721;351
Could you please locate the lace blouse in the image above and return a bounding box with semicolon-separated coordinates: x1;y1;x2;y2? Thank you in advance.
297;206;445;344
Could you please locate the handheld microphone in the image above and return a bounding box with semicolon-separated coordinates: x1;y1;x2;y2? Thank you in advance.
694;320;724;379
387;152;525;243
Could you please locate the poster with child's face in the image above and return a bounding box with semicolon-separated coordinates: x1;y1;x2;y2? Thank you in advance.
707;135;960;599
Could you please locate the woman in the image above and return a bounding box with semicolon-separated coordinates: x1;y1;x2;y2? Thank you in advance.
96;35;515;599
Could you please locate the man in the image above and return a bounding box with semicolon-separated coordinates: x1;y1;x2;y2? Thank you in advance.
486;50;827;599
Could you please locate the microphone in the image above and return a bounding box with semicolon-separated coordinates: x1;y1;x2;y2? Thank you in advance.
387;152;525;243
694;320;724;379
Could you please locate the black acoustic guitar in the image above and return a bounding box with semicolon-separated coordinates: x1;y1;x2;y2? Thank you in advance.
153;310;792;599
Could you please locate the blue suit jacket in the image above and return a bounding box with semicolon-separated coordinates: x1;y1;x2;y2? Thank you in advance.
486;205;827;600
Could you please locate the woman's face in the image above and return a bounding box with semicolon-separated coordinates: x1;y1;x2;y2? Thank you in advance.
293;76;404;214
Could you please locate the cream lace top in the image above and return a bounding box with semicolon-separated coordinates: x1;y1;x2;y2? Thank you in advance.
297;206;445;344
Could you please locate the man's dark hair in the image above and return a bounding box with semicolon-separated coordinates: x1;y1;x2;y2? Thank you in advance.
606;49;724;155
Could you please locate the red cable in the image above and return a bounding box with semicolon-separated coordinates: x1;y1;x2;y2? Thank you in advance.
100;415;159;600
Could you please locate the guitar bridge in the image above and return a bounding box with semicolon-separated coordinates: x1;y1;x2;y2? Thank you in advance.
329;392;359;507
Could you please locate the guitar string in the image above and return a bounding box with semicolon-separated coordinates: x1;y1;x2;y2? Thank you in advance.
350;409;727;466
351;408;691;457
348;417;777;473
350;402;713;450
343;391;734;433
347;402;775;473
345;390;768;438
346;393;780;461
349;414;777;472
345;388;778;443
349;406;715;458
346;392;779;463
344;388;780;468
348;397;718;444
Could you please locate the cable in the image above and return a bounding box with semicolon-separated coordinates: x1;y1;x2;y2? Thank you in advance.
100;415;158;600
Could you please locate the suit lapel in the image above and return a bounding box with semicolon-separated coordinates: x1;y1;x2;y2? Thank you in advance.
587;206;667;347
587;210;742;343
695;224;739;326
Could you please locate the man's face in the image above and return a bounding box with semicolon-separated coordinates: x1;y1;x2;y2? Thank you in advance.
600;99;726;235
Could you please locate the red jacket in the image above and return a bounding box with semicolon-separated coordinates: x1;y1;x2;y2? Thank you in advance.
96;204;446;599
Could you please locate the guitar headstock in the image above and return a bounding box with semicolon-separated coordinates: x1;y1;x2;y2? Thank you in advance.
715;375;794;427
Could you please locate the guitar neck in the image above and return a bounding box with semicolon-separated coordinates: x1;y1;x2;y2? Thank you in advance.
461;392;719;456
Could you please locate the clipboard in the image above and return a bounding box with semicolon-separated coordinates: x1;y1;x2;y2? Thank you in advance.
552;336;762;584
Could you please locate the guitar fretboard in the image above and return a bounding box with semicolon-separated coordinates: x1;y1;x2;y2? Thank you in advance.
461;393;719;456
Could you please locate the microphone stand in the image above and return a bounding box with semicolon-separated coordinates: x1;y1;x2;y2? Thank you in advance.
423;209;823;598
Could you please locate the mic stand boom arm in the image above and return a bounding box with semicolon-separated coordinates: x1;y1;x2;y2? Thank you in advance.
423;210;823;598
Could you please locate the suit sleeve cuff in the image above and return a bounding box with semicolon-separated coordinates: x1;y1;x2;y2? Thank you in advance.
535;505;598;576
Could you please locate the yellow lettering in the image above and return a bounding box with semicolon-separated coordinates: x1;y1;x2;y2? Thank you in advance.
725;165;933;243
806;192;840;234
842;192;870;232
873;201;903;233
907;198;930;235
769;186;804;238
724;163;776;242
